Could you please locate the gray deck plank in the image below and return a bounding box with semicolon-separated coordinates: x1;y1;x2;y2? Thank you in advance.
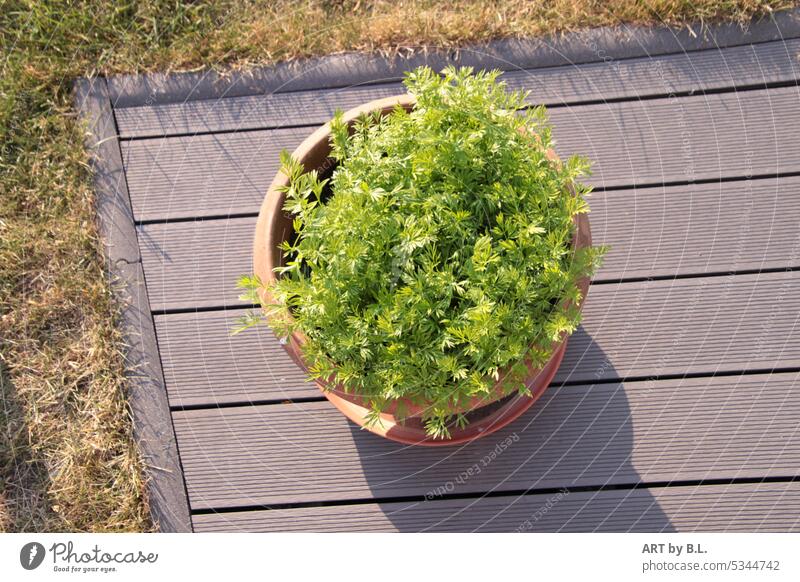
541;85;800;188
173;371;800;510
124;85;800;221
138;218;252;312
138;180;800;307
155;310;316;407
591;177;800;280
153;270;800;400
193;481;800;532
117;83;403;139
557;271;800;383
156;264;800;406
115;38;800;138
123;128;306;222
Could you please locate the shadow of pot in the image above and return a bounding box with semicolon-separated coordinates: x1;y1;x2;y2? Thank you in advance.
351;333;676;532
253;94;594;445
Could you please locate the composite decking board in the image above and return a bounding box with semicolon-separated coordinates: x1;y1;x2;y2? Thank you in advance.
147;268;800;388
556;272;800;383
192;482;800;532
116;83;403;139
114;38;800;138
594;177;800;280
154;310;316;407
173;371;800;510
121;128;307;222
138;176;800;312
138;218;253;312
156;254;800;406
124;85;800;221
552;85;800;189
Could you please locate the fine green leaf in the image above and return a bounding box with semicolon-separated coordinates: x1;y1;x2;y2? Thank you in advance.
238;66;607;438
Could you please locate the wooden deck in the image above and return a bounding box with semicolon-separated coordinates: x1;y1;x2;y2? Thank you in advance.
76;13;800;532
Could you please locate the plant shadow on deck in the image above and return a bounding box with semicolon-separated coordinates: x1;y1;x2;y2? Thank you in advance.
352;328;675;532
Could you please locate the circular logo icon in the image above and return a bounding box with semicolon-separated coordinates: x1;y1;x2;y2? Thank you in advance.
20;542;46;570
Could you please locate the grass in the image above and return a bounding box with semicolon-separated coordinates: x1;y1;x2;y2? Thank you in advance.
0;0;795;532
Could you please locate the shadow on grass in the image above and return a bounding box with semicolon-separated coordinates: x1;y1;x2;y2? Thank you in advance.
0;363;55;532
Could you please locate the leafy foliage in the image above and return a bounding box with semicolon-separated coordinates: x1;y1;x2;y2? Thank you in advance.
243;66;606;438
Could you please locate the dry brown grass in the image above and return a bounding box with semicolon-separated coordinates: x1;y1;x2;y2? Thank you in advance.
1;0;796;532
0;110;152;531
79;1;799;72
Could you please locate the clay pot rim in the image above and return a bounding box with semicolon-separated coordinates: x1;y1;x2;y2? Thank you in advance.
324;340;569;446
253;93;592;429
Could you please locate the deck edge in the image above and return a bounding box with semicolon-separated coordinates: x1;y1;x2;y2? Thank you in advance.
73;76;193;532
106;8;800;108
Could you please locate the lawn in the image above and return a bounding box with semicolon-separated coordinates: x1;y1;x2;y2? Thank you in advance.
1;0;795;532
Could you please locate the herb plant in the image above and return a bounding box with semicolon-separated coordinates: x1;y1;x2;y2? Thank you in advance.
239;66;605;438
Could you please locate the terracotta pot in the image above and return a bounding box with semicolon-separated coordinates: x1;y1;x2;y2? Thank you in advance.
253;95;592;446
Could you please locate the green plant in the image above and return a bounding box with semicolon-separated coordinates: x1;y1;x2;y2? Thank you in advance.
239;66;606;438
